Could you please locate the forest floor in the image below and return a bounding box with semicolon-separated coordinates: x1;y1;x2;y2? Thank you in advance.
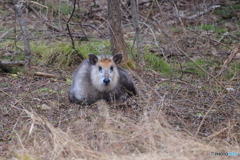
0;0;240;159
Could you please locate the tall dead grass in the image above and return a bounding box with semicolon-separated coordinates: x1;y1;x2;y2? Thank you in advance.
6;89;239;160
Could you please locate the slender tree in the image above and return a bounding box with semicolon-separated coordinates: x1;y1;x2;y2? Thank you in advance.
107;0;126;59
13;0;31;74
130;0;144;64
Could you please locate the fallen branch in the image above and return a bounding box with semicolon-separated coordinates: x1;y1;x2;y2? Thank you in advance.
186;5;221;19
0;61;10;72
0;61;25;72
34;72;57;78
1;61;25;66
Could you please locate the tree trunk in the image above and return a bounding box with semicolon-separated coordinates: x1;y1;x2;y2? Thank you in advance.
107;0;126;59
13;0;31;74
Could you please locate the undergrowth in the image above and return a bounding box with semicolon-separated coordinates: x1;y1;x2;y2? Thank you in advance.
30;40;110;68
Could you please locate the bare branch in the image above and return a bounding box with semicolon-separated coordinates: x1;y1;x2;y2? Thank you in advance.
66;0;77;50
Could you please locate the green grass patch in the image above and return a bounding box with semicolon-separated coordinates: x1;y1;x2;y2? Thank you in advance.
143;53;171;76
31;42;49;56
182;59;216;77
215;4;240;19
58;4;72;15
120;57;136;69
170;27;179;33
31;41;75;68
30;40;110;68
33;88;55;94
9;67;23;74
47;4;72;17
199;24;215;31
2;40;111;69
194;24;227;33
222;62;240;79
76;40;110;57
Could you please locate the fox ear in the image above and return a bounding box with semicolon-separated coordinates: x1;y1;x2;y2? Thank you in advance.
113;53;123;64
88;54;98;65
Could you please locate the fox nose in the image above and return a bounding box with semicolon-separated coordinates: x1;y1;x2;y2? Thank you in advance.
103;78;110;85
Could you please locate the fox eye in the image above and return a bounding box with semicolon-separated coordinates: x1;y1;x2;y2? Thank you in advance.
99;66;102;71
110;66;113;71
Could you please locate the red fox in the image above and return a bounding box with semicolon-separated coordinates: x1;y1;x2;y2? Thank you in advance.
68;53;137;105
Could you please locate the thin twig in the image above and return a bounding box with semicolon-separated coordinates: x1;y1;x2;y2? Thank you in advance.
66;0;77;49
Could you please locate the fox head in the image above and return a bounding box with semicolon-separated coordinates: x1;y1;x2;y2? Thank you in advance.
89;53;122;92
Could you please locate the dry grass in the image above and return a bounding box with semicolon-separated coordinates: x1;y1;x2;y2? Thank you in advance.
0;102;220;159
0;72;239;160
